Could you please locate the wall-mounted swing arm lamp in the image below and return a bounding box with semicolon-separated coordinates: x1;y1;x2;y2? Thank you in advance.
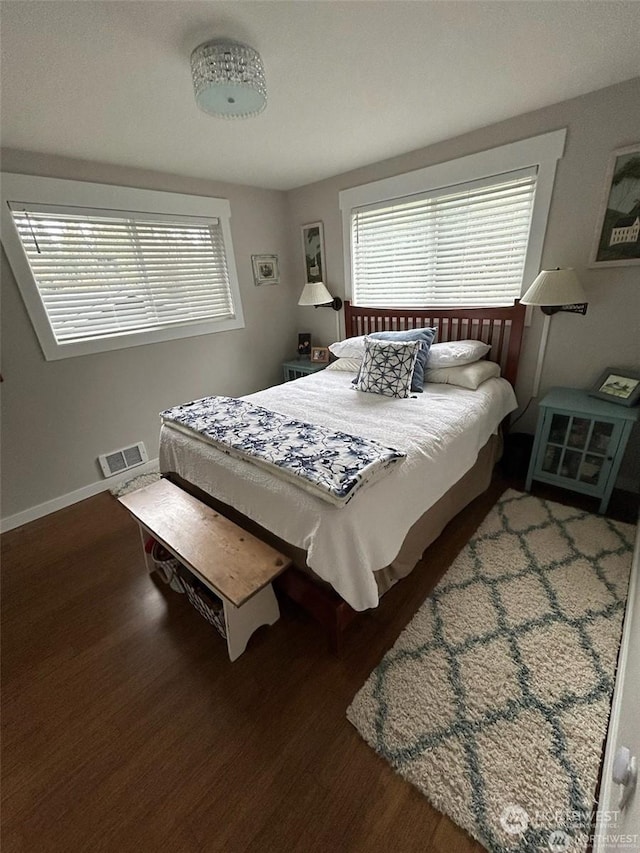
298;281;343;311
521;267;588;397
520;268;588;316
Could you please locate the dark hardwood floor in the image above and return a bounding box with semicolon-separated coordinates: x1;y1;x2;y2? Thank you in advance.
1;476;636;853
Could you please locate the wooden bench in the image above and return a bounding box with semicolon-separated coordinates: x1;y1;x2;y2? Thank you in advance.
119;478;291;661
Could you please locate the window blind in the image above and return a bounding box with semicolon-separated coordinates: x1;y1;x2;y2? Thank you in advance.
351;168;537;308
9;204;235;343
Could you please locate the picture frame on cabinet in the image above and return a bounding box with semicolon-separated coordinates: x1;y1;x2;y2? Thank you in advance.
589;367;640;407
310;346;329;364
297;333;311;358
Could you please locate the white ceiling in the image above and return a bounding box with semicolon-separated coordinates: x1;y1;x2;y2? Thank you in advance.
1;1;639;191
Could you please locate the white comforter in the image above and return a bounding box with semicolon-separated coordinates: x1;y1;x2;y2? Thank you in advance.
159;371;517;610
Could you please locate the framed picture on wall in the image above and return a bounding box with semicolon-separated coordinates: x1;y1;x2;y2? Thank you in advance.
301;221;326;283
589;143;640;267
251;254;280;285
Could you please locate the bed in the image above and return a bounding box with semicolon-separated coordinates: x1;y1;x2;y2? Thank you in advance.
159;301;525;645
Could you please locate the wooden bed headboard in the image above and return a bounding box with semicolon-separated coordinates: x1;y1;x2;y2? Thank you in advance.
343;301;526;387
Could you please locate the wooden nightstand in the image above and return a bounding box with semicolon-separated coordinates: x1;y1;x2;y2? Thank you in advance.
282;359;328;382
525;387;639;514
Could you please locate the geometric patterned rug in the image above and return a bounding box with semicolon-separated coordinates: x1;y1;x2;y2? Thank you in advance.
347;490;635;853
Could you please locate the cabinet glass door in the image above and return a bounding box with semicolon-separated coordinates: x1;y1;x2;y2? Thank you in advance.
536;411;621;493
541;445;562;474
567;417;590;449
579;455;605;486
549;414;570;445
561;449;582;480
588;422;614;454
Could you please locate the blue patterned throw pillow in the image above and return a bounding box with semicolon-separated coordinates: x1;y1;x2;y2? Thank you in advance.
355;338;421;398
369;327;437;392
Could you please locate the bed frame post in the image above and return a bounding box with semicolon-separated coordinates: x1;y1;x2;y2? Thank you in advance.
504;300;526;388
275;568;356;655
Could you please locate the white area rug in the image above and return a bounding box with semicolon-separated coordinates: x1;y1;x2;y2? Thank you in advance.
347;489;635;853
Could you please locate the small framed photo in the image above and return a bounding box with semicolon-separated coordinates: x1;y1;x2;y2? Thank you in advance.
252;254;280;285
297;333;311;358
301;221;326;283
310;346;329;364
590;368;640;407
589;143;640;267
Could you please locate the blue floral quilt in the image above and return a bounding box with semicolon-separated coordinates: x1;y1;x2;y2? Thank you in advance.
160;396;405;507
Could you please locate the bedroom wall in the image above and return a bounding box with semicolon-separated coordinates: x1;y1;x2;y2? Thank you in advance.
288;77;640;492
0;151;295;522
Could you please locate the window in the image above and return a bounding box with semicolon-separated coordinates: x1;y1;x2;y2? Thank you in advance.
339;130;566;309
351;169;536;308
1;175;244;359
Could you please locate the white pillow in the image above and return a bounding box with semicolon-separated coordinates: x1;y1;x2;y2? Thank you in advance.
427;339;491;368
424;360;500;390
328;335;366;359
325;357;362;373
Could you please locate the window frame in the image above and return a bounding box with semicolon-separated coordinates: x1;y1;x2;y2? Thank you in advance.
338;129;566;311
1;174;245;360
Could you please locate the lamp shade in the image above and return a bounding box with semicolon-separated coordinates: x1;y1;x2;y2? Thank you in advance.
191;39;267;119
298;282;334;306
521;268;586;306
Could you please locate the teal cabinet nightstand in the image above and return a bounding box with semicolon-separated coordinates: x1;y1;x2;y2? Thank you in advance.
526;387;639;513
282;359;327;382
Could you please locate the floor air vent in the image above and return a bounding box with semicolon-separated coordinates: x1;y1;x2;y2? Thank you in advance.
98;441;148;478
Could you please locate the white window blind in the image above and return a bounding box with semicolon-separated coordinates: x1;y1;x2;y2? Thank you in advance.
1;175;245;360
9;204;236;343
351;167;537;308
11;204;234;343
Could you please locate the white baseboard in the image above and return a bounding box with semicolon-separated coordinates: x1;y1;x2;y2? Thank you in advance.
1;458;159;533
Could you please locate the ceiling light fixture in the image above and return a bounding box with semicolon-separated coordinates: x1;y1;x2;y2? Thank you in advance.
191;39;267;119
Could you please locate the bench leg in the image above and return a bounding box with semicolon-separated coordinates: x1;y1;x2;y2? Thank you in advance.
223;584;280;662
